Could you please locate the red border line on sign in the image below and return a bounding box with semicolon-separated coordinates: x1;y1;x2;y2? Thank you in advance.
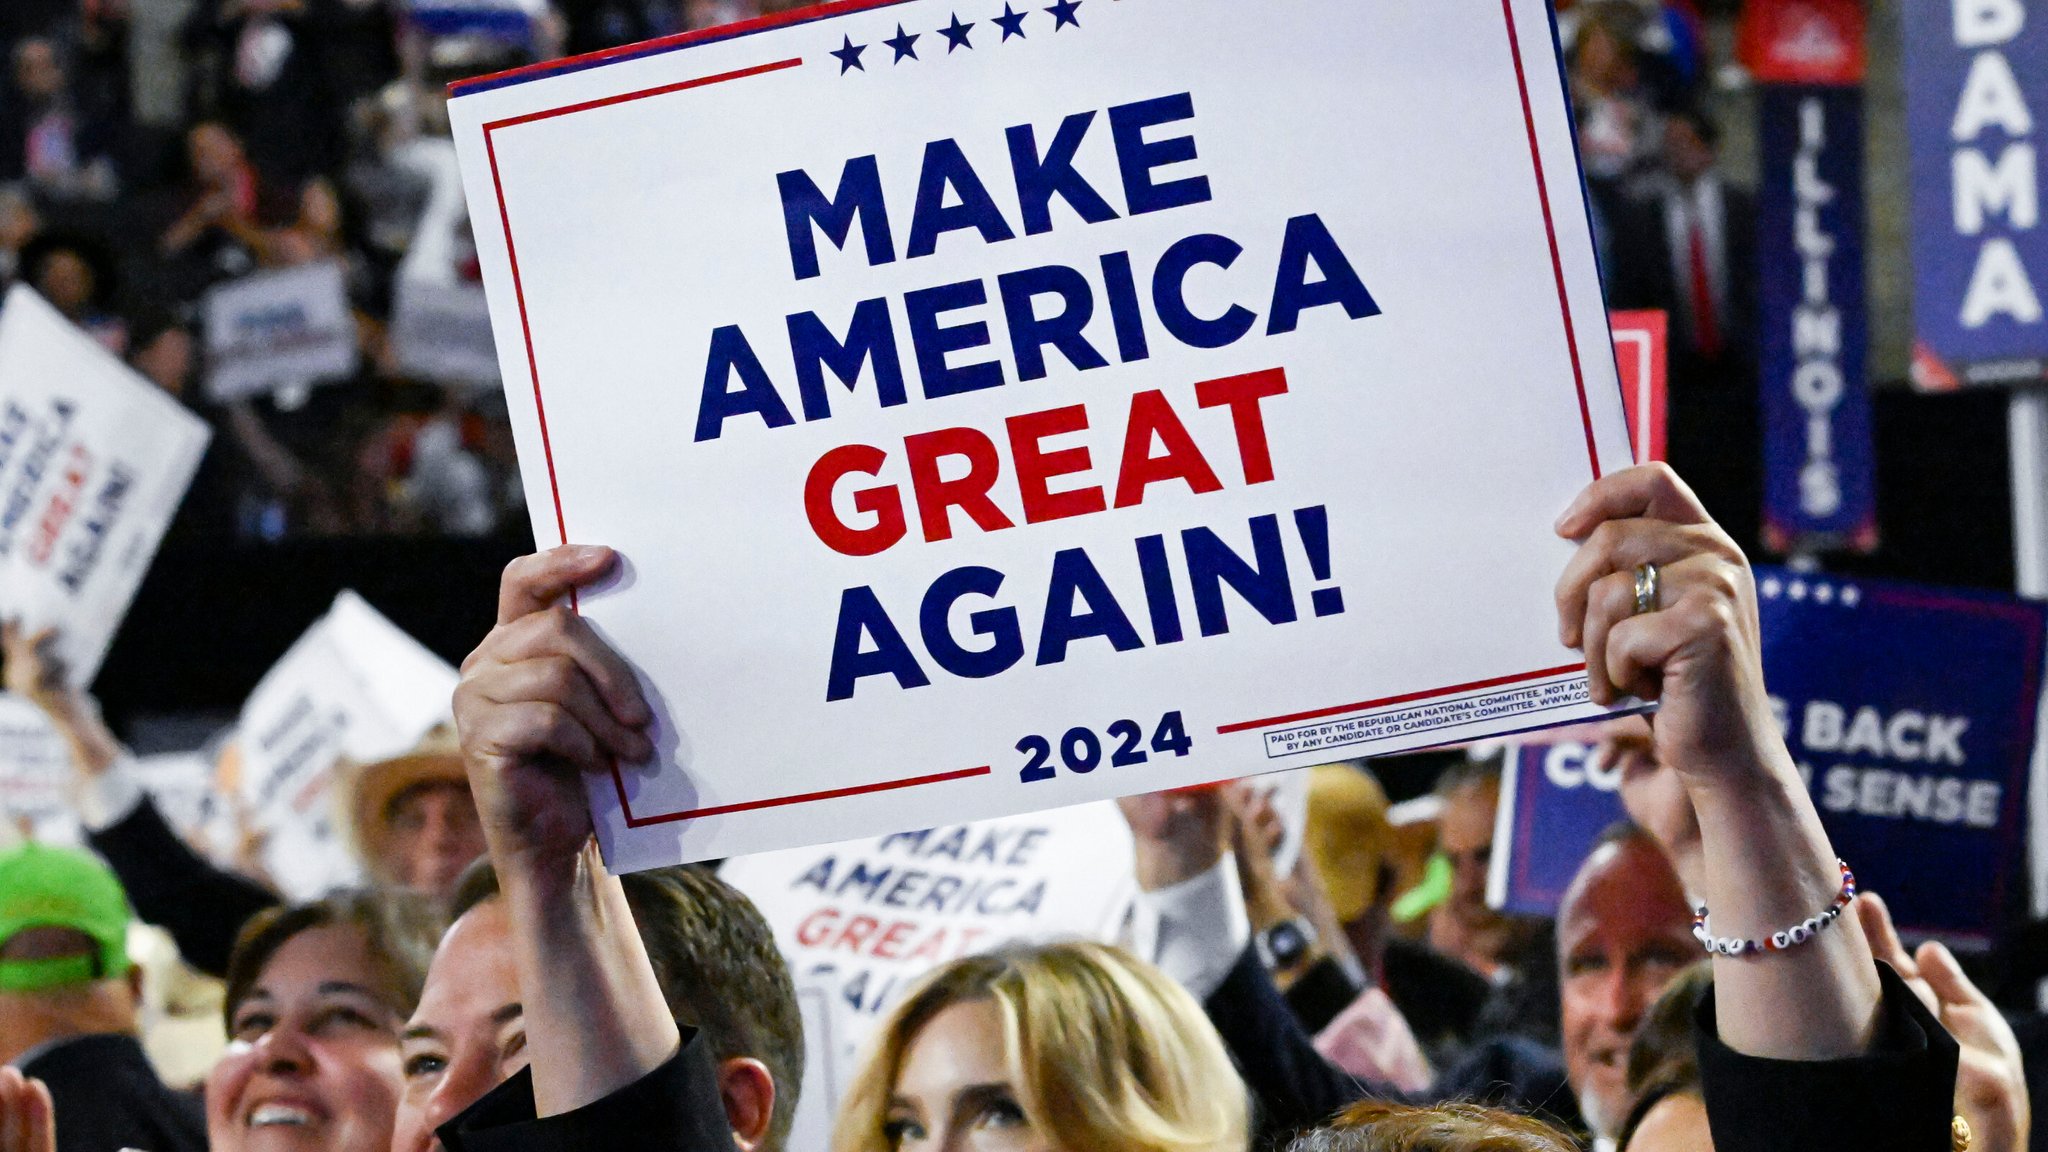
481;0;1607;825
1499;0;1600;482
1216;664;1587;736
622;765;995;827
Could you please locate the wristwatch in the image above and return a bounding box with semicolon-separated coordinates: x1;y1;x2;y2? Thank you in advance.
1256;917;1318;971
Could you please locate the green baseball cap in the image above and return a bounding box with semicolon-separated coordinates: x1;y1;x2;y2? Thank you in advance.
0;844;131;992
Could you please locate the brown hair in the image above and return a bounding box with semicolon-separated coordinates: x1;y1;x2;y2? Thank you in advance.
222;889;442;1029
1287;1102;1578;1152
834;941;1247;1152
451;859;805;1151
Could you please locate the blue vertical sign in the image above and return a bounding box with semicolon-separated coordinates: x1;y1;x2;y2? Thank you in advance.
1759;85;1879;551
1494;569;2046;943
1490;740;1627;917
1903;0;2048;388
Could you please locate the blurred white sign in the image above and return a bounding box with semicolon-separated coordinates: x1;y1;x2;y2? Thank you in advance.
0;694;80;845
236;591;458;899
722;800;1136;1132
203;261;358;401
0;286;212;685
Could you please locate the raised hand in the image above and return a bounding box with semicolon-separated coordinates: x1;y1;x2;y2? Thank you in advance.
0;1067;54;1152
1553;464;1783;790
452;546;655;877
1858;894;2030;1152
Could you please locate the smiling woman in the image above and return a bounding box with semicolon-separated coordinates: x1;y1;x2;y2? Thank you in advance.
207;892;443;1152
832;941;1248;1152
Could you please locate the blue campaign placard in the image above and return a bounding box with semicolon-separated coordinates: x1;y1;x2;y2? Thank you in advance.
1760;569;2044;942
1757;84;1877;550
1902;0;2048;385
1491;739;1627;917
1494;568;2046;943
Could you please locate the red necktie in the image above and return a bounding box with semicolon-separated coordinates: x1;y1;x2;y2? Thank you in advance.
1688;212;1722;359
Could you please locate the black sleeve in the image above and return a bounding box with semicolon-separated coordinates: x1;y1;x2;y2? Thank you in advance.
86;797;278;978
437;1031;737;1152
1283;956;1365;1037
1203;943;1393;1146
1697;962;1959;1152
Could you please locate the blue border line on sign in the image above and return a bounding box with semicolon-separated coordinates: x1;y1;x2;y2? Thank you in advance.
450;0;919;96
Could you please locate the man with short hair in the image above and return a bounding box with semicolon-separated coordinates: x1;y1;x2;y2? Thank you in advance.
1553;825;1696;1148
0;843;205;1152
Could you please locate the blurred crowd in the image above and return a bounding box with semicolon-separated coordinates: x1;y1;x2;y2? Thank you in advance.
0;0;808;543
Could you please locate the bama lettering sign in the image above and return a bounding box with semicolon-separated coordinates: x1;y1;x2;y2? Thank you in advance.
448;0;1634;868
1492;568;2047;943
1903;0;2048;388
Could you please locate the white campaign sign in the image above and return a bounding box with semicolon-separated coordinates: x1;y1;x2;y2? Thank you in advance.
203;261;359;401
449;0;1634;870
0;287;212;685
0;694;82;844
235;591;459;900
720;800;1137;1133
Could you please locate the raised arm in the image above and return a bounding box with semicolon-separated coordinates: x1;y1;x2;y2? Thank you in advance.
2;623;275;977
451;546;677;1119
1554;463;1881;1059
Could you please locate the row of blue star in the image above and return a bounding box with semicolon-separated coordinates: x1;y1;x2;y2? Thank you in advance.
831;0;1086;73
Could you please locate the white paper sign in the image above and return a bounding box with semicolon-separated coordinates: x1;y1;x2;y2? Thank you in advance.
392;136;502;388
203;261;359;401
0;694;81;844
449;0;1634;870
236;591;459;900
720;800;1137;1131
393;279;501;388
0;287;213;685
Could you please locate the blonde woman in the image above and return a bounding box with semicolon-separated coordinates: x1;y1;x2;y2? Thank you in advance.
834;941;1248;1152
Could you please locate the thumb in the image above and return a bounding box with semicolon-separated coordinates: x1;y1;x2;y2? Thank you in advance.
1856;893;1918;980
1914;940;1986;1014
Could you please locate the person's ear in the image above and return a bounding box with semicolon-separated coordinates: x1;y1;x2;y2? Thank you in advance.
717;1057;776;1150
124;963;145;1004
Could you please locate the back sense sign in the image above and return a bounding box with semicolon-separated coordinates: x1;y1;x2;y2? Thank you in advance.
448;0;1635;869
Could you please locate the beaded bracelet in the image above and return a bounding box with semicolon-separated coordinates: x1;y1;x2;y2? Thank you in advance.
1692;859;1857;957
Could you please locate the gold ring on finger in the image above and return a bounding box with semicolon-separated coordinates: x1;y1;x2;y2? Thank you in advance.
1632;562;1661;617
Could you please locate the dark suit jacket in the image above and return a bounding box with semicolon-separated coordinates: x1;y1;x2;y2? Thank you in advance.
1209;944;1959;1152
1200;945;1583;1146
1603;178;1759;371
437;1029;737;1152
21;1034;206;1152
1696;963;1959;1152
87;797;277;978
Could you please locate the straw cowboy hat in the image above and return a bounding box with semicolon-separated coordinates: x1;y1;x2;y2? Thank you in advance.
339;726;468;884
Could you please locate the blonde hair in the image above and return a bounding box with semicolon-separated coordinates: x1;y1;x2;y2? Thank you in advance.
1287;1102;1578;1152
833;941;1248;1152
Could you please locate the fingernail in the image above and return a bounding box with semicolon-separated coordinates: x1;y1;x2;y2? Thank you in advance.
569;544;609;562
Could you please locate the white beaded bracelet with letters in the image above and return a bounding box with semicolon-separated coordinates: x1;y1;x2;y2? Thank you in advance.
1692;859;1857;957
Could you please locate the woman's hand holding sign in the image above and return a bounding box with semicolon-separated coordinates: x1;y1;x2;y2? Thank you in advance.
1553;462;1778;790
1554;463;1882;1063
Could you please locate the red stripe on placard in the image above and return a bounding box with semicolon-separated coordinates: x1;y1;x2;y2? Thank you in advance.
483;128;568;550
482;58;803;131
1500;0;1601;481
621;765;995;827
1215;664;1587;736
